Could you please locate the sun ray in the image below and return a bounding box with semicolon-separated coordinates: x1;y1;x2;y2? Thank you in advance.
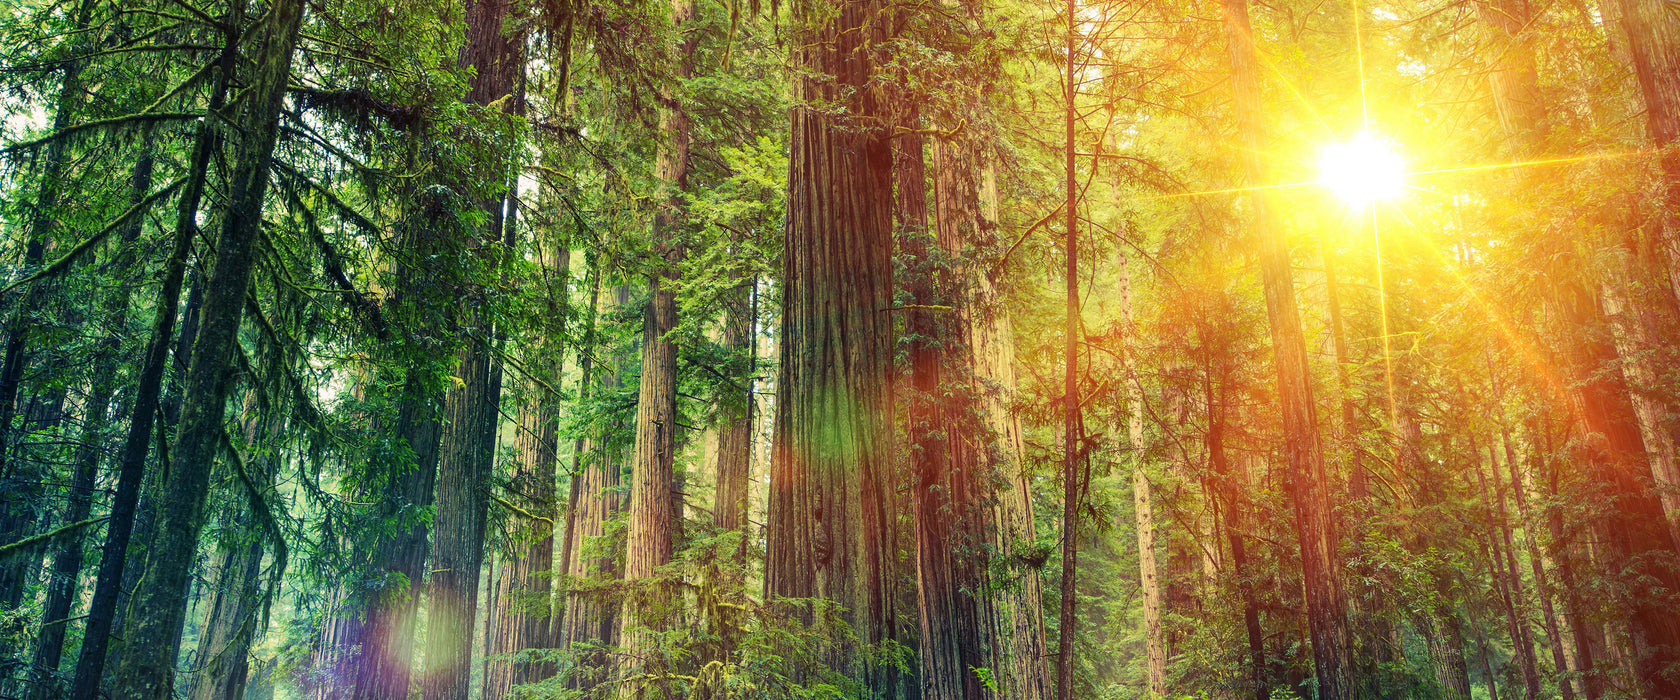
1410;148;1662;177
1351;0;1369;131
1379;199;1572;400
1133;147;1661;204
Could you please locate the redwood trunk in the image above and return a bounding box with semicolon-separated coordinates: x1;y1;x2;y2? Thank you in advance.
762;0;899;688
1613;0;1680;306
422;0;523;695
1221;0;1353;695
618;0;693;688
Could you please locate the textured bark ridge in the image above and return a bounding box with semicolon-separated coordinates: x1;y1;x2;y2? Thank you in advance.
618;0;694;691
425;334;502;700
763;0;900;690
902;122;1047;700
1220;0;1355;696
107;0;306;695
422;0;524;696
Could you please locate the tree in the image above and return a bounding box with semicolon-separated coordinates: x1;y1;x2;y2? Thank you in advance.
421;0;526;695
763;0;901;692
108;0;305;693
1219;0;1354;696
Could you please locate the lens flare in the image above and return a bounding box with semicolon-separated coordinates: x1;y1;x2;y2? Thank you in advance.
1319;132;1405;207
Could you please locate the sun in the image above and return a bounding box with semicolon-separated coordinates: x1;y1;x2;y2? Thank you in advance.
1319;132;1406;208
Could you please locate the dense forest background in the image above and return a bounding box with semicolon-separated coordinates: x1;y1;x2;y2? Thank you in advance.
1;0;1679;697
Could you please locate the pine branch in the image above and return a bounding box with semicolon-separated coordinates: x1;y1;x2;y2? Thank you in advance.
0;517;109;559
0;176;189;295
0;112;201;156
490;491;555;524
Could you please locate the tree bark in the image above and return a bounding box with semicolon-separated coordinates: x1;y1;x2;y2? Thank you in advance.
421;1;524;696
1201;326;1264;700
904;123;1001;700
25;142;155;700
1424;611;1474;700
970;155;1049;700
1054;0;1082;696
618;1;693;691
1117;249;1166;699
1552;281;1680;697
1221;0;1354;696
1613;0;1680;306
187;404;271;700
712;280;754;539
107;1;303;694
425;340;501;700
553;259;602;649
763;0;898;689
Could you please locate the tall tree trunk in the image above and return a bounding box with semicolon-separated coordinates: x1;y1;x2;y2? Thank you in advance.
188;394;284;700
712;280;754;539
1323;246;1364;501
422;1;524;696
103;260;205;691
553;259;601;649
25;142;156;700
1478;0;1680;691
484;250;568;699
763;0;899;688
1221;440;1267;700
1502;429;1577;700
1540;423;1605;700
1203;335;1263;700
1326;243;1400;693
970;155;1049;700
1221;0;1353;696
1481;440;1543;700
107;1;303;695
1599;273;1680;540
1054;0;1082;695
425;337;501;700
71;16;236;686
1613;0;1680;307
1118;249;1166;698
0;0;95;625
188;537;265;700
332;138;455;700
1424;611;1474;700
559;286;630;691
1552;281;1680;697
618;0;693;691
904;122;999;700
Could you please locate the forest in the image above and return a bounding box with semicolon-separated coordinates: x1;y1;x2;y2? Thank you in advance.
0;0;1678;695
